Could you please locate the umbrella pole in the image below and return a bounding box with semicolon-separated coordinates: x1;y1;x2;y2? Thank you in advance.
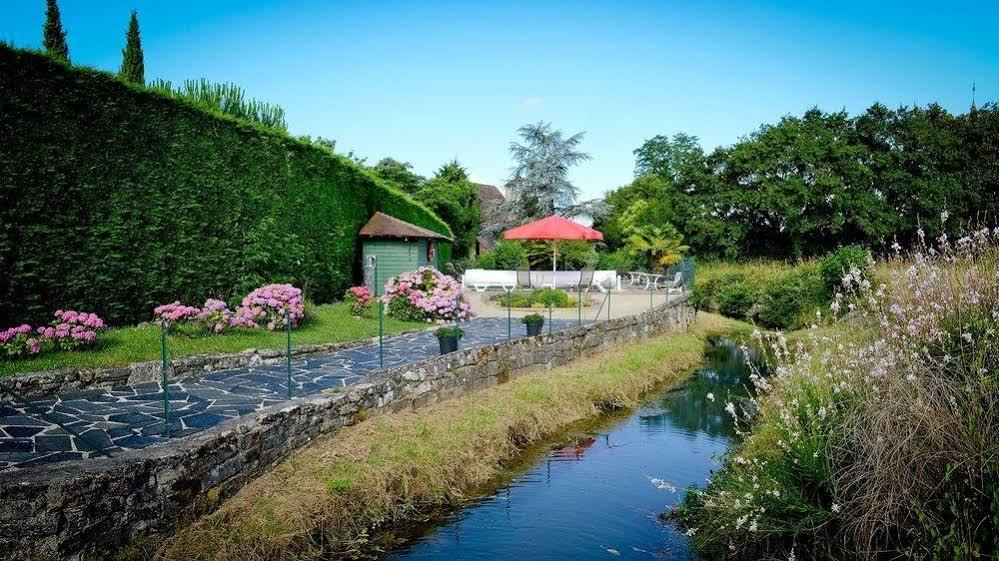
552;242;557;288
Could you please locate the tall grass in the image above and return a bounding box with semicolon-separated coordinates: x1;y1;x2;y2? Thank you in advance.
673;224;999;559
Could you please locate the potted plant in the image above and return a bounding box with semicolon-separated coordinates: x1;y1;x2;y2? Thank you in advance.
435;326;464;355
522;313;544;336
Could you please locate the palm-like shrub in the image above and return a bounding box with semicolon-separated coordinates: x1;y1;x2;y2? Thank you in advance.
626;224;689;270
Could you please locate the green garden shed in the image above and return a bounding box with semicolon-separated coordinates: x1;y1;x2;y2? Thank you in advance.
360;212;453;295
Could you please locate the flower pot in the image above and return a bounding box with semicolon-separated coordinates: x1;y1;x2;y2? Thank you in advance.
438;335;460;354
525;322;543;336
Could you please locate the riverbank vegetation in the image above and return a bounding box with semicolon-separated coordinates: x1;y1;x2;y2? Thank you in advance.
693;245;870;330
672;227;999;559
145;313;748;561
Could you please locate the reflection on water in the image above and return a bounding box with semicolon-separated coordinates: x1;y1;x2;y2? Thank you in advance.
379;339;759;561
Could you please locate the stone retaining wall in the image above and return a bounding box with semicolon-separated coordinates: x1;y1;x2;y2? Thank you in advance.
0;297;694;561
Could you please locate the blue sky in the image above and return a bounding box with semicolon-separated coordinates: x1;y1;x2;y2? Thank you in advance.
4;1;997;200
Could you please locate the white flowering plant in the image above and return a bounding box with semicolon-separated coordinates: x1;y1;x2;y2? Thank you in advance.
672;219;999;560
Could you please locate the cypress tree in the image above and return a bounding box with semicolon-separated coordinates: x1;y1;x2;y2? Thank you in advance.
118;10;145;85
41;0;70;62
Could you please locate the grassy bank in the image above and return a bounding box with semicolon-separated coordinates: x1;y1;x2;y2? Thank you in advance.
673;234;999;559
143;312;748;561
0;303;422;377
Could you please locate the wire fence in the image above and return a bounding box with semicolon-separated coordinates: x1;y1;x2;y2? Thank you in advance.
0;257;694;468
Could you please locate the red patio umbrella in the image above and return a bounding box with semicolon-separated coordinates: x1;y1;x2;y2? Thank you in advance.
503;215;603;274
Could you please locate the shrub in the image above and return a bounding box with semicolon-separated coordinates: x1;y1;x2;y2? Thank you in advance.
756;265;825;329
489;289;577;309
434;326;464;339
233;284;306;331
819;245;870;296
344;286;372;316
0;325;42;358
475;240;528;270
1;310;107;358
381;267;471;323
596;248;639;274
522;313;544;326
531;288;570;307
714;277;757;320
195;299;236;334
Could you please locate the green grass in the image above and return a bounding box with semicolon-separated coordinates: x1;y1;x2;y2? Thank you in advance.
0;303;424;377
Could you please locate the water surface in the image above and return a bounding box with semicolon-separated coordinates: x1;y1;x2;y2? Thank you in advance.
377;340;755;561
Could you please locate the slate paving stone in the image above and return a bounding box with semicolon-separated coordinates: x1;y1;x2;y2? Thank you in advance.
1;317;576;469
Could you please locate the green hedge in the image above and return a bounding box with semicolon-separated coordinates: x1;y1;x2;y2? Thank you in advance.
0;45;451;326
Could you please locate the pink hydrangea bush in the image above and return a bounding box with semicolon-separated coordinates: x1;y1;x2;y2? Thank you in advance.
153;301;202;328
1;310;107;358
345;286;372;316
381;267;471;323
0;324;42;358
195;299;236;334
232;283;305;331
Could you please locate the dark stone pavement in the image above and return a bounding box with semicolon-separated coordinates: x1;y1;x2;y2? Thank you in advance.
0;317;576;470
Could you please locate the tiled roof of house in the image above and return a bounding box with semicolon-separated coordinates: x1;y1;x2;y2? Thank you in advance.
475;183;505;203
359;212;453;241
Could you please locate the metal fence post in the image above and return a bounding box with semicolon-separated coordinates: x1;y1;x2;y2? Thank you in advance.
161;318;170;438
649;276;654;312
577;285;582;326
506;287;512;340
375;257;384;368
547;296;552;336
607;288;611;320
286;307;292;399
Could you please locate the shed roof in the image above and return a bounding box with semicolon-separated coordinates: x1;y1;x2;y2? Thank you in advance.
359;212;453;241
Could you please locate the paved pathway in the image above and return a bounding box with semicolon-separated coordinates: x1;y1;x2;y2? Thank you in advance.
0;317;576;471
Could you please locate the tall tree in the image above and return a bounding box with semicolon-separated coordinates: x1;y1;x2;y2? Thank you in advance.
42;0;70;63
435;159;469;183
414;177;482;257
370;158;425;194
118;10;145;85
501;122;590;227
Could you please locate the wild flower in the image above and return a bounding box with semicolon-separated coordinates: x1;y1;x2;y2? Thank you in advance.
672;223;999;559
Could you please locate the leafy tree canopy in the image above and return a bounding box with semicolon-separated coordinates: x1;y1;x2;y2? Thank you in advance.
371;157;425;194
118;10;144;85
414;176;482;257
435;159;469;183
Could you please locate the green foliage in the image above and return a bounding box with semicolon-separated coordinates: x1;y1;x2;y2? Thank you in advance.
611;104;999;259
118;10;144;85
595;248;639;274
413;177;482;257
696;261;826;329
434;159;469;183
370;157;425;195
42;0;69;63
521;313;544;325
474;240;528;270
625;223;689;270
490;288;576;309
524;240;598;270
819;245;871;295
0;45;450;326
149;78;287;131
434;326;464;339
757;264;825;329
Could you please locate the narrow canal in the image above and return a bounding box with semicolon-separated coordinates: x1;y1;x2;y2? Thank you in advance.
373;339;757;561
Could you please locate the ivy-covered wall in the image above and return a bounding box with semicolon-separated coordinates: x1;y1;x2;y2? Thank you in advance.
0;45;451;326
